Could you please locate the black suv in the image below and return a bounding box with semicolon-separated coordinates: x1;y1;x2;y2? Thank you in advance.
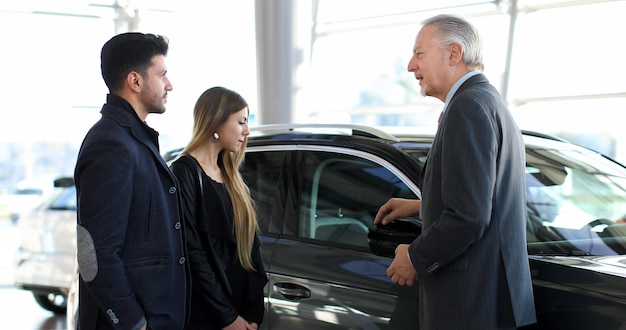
231;124;626;329
68;124;626;329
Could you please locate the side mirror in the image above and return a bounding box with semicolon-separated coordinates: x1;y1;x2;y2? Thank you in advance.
54;177;74;188
368;217;421;258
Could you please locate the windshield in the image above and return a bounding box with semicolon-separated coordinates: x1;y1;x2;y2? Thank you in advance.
400;137;626;256
525;145;626;256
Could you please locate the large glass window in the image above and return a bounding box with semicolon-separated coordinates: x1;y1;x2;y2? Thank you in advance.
294;0;626;162
296;1;510;126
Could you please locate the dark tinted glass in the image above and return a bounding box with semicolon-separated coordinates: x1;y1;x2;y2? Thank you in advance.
49;186;77;211
298;151;418;247
242;150;288;234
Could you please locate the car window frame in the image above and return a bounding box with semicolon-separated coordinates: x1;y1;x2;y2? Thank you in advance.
288;144;422;249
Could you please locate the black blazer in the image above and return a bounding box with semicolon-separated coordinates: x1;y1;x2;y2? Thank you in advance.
170;155;267;329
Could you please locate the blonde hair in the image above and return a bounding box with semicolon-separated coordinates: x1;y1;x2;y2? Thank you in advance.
182;86;259;271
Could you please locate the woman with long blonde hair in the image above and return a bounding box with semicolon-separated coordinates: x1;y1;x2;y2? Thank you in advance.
170;86;267;330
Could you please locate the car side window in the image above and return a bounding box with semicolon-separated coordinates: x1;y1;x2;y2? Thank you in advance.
49;187;77;211
299;151;418;247
241;150;288;234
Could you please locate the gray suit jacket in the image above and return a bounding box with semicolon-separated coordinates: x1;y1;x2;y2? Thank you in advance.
409;74;536;329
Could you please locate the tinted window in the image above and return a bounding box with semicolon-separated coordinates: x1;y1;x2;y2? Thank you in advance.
242;150;288;234
298;151;418;247
49;186;76;211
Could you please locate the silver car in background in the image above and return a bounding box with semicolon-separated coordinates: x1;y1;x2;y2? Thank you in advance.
13;177;76;315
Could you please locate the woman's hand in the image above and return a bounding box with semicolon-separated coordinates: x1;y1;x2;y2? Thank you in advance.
223;316;257;330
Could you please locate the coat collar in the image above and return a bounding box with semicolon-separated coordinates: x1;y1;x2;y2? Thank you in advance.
444;71;482;108
101;93;161;153
453;73;489;98
99;94;172;178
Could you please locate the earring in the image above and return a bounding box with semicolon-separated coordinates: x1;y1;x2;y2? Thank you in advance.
213;132;220;142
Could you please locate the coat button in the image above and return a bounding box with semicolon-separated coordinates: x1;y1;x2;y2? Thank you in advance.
179;257;186;264
169;186;176;194
175;222;181;230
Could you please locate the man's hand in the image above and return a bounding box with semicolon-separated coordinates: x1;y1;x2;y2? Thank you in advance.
374;198;421;225
387;244;418;286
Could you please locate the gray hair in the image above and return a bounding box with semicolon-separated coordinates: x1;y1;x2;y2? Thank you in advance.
422;14;484;71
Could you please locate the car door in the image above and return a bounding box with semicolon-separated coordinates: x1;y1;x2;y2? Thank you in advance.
255;146;422;329
240;148;291;326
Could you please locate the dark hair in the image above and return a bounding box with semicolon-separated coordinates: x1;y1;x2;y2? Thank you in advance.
100;32;169;92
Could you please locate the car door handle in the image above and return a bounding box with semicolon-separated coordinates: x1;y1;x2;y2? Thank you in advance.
273;282;311;300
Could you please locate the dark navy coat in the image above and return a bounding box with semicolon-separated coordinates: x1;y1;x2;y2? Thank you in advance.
74;94;190;329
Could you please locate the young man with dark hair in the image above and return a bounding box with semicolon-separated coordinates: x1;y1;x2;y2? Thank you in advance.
74;32;189;330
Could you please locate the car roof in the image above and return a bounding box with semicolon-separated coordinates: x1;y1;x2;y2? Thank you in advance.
246;124;568;145
163;124;617;167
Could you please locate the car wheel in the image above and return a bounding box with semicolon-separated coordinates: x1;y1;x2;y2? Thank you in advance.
33;292;68;314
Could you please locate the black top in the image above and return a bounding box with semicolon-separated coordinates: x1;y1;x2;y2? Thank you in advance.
170;154;267;329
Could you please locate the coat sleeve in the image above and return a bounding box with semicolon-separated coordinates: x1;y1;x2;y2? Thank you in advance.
409;93;498;276
242;235;269;325
75;137;146;329
170;157;239;327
